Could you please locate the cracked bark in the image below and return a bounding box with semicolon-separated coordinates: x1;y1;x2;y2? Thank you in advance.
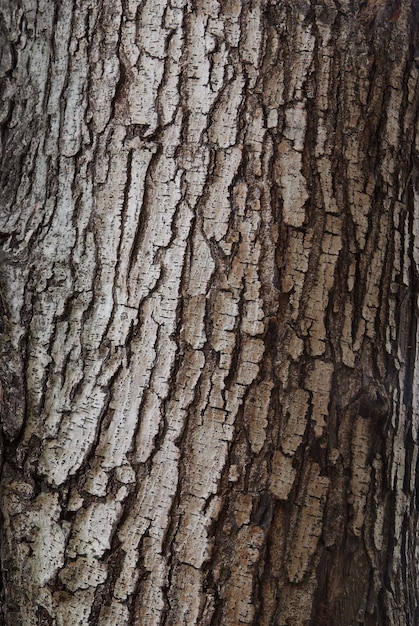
0;0;418;624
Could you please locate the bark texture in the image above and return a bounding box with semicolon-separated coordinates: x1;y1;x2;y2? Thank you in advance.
0;0;418;624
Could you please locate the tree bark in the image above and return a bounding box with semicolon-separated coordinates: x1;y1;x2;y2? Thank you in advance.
0;0;418;624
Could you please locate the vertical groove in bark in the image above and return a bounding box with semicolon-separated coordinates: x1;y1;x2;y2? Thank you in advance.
0;0;418;625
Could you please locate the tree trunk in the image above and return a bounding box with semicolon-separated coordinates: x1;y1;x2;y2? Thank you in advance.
0;0;418;624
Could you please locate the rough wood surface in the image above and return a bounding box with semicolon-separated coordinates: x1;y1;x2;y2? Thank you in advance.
0;0;418;624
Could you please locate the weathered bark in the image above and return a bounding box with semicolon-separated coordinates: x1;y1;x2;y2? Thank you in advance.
0;0;418;624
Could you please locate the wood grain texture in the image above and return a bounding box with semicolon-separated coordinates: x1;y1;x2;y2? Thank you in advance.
0;0;418;624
